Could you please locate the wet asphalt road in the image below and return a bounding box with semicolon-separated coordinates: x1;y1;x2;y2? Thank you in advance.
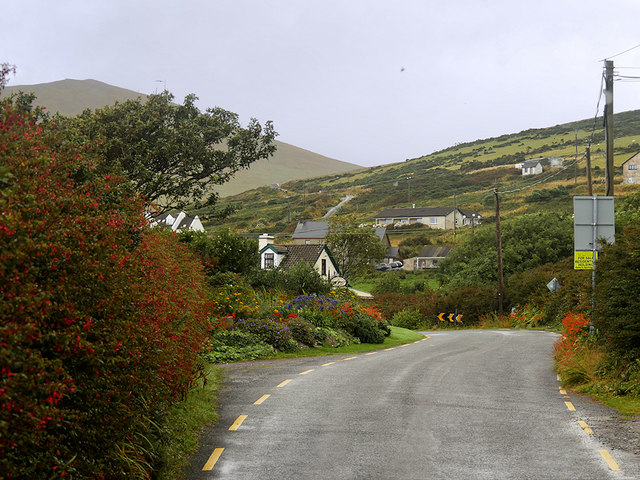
185;330;640;479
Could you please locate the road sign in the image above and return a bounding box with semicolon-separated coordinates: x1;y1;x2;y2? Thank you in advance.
574;251;598;270
573;196;615;252
546;277;560;292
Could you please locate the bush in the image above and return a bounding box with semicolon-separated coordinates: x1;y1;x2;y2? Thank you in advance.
287;317;317;346
281;262;332;296
371;273;401;295
353;315;386;343
0;100;213;478
233;318;297;352
203;331;276;363
391;309;424;329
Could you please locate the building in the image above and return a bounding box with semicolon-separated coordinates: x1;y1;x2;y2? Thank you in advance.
403;246;453;270
149;211;204;232
621;152;640;184
521;158;544;176
374;206;481;230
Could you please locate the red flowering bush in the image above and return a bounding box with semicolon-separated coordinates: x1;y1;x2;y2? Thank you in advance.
553;312;591;368
0;99;211;478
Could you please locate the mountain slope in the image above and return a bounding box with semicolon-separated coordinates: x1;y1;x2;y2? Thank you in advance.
2;79;361;196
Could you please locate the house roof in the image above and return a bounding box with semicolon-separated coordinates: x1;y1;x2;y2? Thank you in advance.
386;246;400;258
522;158;543;168
458;208;482;219
417;246;453;258
375;207;457;219
278;244;330;270
621;152;640;166
260;244;289;254
374;226;388;240
292;221;329;239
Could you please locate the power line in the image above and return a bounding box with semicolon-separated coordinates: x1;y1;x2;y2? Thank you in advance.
601;43;640;61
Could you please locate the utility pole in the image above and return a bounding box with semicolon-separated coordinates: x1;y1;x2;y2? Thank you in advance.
585;145;593;196
494;189;504;315
453;193;457;238
604;60;614;196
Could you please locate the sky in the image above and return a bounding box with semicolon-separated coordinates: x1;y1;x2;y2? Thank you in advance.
4;0;640;167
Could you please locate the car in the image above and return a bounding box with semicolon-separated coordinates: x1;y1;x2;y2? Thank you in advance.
375;263;390;271
388;261;404;269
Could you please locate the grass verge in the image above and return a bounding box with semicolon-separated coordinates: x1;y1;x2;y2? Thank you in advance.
158;365;223;480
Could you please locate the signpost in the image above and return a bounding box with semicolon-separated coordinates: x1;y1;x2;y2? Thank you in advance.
573;196;614;333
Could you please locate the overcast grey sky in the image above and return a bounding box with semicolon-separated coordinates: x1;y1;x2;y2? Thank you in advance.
4;1;640;167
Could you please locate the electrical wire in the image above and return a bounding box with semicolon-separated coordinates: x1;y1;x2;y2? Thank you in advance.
601;43;640;61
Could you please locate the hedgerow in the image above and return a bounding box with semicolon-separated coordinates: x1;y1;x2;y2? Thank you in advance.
0;98;212;478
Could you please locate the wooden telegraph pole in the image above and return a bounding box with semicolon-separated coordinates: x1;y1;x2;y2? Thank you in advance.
604;60;614;196
494;189;504;315
585;145;593;196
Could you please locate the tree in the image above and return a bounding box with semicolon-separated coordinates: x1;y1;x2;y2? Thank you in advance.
325;217;386;285
70;91;277;213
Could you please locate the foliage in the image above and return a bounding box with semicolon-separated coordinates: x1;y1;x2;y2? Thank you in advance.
353;315;386;343
233;317;297;352
180;229;258;276
0;98;212;479
371;272;401;295
280;261;333;296
202;331;275;363
593;225;640;359
287;317;317;346
326;216;386;284
0;63;16;90
524;185;569;203
438;212;573;287
391;309;424;330
70;91;276;213
615;190;640;230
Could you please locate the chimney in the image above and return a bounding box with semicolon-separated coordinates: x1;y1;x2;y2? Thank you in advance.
258;233;274;251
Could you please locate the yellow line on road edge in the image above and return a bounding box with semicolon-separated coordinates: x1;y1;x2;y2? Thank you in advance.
599;450;620;471
229;415;248;431
322;361;336;366
365;352;377;355
559;389;567;395
299;369;314;375
564;401;576;411
254;394;270;405
202;448;224;471
343;356;357;361
384;347;395;351
277;379;292;388
578;420;593;435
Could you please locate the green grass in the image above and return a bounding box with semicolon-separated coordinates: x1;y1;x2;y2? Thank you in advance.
158;365;223;480
596;395;640;417
274;326;425;358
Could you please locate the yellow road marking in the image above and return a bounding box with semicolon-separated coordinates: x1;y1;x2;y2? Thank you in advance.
599;450;620;470
277;379;292;388
384;347;396;351
229;415;248;431
254;394;270;405
343;356;357;361
299;369;314;375
559;388;567;395
322;361;336;366
557;374;561;381
578;420;593;434
202;448;224;471
399;344;408;348
365;352;377;355
564;401;576;411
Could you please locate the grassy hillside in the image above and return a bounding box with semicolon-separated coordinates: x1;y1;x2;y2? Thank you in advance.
2;79;362;197
207;109;640;242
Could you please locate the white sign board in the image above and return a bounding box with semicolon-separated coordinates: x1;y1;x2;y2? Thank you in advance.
573;196;615;252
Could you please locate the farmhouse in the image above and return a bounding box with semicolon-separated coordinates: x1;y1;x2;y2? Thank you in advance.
149;211;204;232
622;152;640;184
258;234;341;282
403;245;454;270
374;207;481;230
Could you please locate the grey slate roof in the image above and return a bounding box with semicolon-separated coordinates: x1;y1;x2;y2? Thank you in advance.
522;158;544;168
292;221;329;239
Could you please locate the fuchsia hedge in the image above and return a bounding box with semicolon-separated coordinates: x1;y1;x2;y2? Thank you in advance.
0;100;212;478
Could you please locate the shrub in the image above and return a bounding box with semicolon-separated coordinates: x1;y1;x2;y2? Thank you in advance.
0;99;212;478
233;318;297;352
371;273;401;295
287;317;317;346
203;330;275;363
353;315;386;344
391;309;424;329
281;261;332;296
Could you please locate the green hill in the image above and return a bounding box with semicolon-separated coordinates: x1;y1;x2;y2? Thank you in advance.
1;79;361;197
209;109;640;240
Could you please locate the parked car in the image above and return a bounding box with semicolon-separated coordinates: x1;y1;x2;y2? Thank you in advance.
389;261;403;269
375;263;390;271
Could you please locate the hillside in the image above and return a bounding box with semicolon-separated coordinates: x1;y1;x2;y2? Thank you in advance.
1;79;361;196
208;109;640;240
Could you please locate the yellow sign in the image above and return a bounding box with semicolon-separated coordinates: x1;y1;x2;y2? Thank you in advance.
574;251;597;270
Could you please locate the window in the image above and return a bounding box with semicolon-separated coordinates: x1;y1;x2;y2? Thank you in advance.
264;253;274;269
628;164;638;170
321;258;327;276
430;217;438;225
305;240;311;244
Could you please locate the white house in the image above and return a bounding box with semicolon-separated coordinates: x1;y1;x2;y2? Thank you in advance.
521;158;544;175
150;211;204;232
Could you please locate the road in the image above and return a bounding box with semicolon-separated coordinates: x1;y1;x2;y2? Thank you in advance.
186;330;640;479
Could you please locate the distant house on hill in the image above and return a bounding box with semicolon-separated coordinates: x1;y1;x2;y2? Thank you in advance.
374;207;481;230
622;152;640;184
258;234;341;282
150;211;204;232
404;246;453;270
521;158;544;175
